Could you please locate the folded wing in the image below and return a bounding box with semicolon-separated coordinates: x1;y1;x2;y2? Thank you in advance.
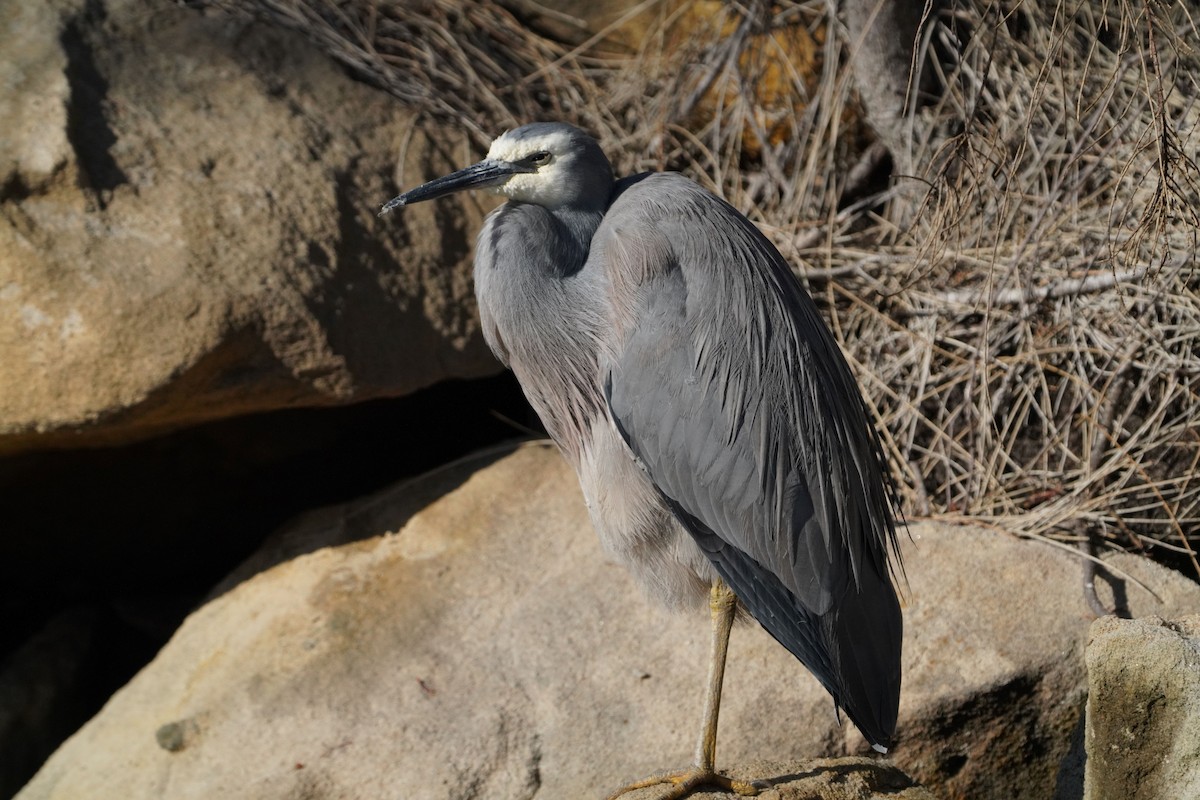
596;173;903;748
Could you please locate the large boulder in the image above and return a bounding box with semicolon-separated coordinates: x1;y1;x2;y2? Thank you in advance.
890;533;1197;800
1084;614;1200;799
0;0;498;455
17;444;1200;799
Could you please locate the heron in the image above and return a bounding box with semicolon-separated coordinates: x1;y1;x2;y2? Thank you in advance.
380;122;903;799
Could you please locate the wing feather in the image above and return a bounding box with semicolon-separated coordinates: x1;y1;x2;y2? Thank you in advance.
596;173;903;747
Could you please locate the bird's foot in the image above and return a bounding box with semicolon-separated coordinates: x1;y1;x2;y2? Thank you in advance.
604;767;760;800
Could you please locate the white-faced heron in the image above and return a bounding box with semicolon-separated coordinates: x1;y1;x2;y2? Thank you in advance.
380;122;903;799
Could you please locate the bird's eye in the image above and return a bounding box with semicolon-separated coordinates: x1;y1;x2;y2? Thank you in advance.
528;151;552;167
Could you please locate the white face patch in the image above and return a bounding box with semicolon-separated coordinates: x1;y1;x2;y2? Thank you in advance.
484;128;578;208
486;128;572;164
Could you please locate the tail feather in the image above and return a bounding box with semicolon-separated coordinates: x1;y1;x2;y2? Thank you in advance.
822;571;902;749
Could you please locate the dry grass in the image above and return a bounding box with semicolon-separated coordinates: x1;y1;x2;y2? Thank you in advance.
193;0;1199;575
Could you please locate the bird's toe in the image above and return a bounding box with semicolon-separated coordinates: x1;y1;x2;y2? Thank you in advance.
604;767;761;799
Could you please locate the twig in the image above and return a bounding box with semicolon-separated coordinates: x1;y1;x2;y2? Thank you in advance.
929;267;1148;309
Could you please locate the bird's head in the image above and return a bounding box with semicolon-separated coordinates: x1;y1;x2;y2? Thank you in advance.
380;122;614;216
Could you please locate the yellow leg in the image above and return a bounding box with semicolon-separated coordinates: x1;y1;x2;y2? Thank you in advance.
696;577;737;771
604;579;760;800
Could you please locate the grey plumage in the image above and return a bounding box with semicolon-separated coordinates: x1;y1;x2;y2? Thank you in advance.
381;122;903;756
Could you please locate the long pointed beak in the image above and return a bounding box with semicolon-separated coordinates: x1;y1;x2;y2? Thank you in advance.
379;159;528;216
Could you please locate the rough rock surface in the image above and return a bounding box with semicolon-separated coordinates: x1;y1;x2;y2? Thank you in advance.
891;533;1198;800
17;445;1200;800
621;758;936;799
0;0;498;455
1083;614;1200;799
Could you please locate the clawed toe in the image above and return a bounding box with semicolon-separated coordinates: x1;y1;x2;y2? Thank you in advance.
604;767;760;800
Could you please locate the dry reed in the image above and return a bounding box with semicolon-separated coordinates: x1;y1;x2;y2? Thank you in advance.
192;0;1199;575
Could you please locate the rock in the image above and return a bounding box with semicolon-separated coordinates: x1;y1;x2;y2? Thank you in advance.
0;2;72;193
0;0;498;456
1083;614;1200;799
17;445;1200;799
618;757;936;799
894;532;1199;800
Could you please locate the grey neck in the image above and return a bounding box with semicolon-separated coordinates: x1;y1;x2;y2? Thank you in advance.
547;203;608;276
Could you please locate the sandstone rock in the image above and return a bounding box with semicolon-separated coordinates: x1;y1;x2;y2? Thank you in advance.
620;757;936;799
0;2;71;193
17;445;1200;799
1083;614;1200;799
895;533;1199;800
0;0;498;455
